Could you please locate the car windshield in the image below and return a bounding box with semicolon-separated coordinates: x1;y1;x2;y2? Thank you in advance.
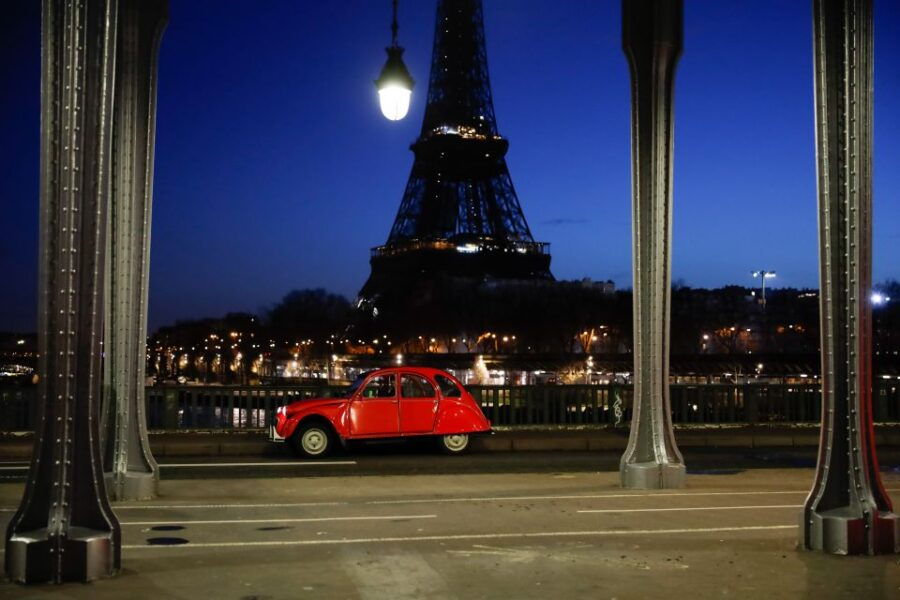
335;371;373;398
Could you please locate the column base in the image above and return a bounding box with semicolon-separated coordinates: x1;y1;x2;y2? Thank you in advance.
105;470;158;501
801;508;900;555
620;460;686;489
6;527;116;584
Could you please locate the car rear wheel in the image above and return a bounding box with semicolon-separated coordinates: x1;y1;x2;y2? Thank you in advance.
440;433;470;455
292;422;334;458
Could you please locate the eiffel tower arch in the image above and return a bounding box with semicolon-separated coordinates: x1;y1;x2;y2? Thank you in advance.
359;0;552;309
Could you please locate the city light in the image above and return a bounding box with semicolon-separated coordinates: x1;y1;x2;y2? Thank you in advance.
751;269;777;306
872;293;891;305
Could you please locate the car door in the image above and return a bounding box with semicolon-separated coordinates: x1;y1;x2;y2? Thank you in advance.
348;373;399;437
399;372;439;434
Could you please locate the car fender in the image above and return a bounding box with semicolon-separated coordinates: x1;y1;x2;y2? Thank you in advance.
433;397;491;435
281;402;348;439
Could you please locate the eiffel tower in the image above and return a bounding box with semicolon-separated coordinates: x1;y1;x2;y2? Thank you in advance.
359;0;552;304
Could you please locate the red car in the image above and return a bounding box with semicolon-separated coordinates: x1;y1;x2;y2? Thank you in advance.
271;367;491;457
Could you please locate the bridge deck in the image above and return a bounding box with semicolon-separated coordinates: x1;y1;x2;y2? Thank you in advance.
0;462;897;598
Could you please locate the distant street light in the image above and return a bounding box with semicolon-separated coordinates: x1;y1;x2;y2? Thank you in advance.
872;292;891;306
751;270;777;307
375;0;415;121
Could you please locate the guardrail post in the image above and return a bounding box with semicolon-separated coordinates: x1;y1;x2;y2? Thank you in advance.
801;0;899;555
618;0;686;489
744;385;758;425
5;0;121;583
163;388;178;429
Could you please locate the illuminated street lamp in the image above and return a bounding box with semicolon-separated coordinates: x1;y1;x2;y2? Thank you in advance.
751;270;777;307
375;0;415;121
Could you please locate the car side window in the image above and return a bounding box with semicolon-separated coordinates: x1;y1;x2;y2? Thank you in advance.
435;375;462;398
400;374;436;398
361;375;395;398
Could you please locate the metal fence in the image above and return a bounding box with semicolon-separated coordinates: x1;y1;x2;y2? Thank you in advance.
2;381;899;433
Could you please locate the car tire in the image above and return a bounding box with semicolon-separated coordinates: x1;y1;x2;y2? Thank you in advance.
439;433;470;455
291;422;335;458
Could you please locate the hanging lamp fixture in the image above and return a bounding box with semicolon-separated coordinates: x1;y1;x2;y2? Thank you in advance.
375;0;415;120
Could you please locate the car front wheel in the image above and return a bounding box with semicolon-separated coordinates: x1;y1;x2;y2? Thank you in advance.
440;433;470;455
292;422;334;458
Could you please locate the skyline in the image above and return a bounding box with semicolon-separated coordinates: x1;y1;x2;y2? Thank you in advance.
2;1;900;332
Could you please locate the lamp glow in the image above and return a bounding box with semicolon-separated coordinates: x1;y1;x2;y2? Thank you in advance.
378;84;412;121
374;2;414;121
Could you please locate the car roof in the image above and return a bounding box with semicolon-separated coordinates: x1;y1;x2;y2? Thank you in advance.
369;366;454;378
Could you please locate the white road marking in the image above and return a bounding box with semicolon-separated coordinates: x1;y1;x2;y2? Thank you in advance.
122;524;797;549
123;514;437;526
160;461;357;468
342;548;453;600
366;491;806;504
1;489;899;512
578;504;800;514
364;488;900;505
115;501;349;510
0;460;357;471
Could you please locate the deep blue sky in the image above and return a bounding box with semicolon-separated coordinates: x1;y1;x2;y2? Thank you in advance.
2;1;899;332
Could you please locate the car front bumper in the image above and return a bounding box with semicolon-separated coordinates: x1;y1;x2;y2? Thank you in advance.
269;424;285;442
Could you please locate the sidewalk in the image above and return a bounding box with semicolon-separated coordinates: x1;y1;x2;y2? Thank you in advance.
3;425;900;460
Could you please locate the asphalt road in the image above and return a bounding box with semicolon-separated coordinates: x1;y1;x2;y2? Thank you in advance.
4;443;900;481
0;466;899;598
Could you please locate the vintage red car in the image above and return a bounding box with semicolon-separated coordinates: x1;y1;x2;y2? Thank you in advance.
271;367;491;457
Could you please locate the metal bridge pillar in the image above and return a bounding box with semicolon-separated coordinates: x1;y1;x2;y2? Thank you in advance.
101;0;168;502
619;0;686;489
801;0;900;555
5;0;121;583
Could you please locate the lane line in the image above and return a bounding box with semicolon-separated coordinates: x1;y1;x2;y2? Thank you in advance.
123;514;437;526
365;491;808;504
1;490;899;512
578;504;800;514
0;501;350;512
366;488;900;505
118;501;349;510
122;524;797;549
0;461;357;471
160;461;357;468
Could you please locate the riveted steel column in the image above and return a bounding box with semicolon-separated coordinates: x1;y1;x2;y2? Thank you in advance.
619;0;685;489
101;0;167;502
801;0;899;555
5;0;120;583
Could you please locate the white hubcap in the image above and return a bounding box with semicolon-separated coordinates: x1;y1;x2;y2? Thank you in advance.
443;434;468;451
302;429;327;454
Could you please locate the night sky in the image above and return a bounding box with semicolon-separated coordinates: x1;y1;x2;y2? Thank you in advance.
1;1;899;332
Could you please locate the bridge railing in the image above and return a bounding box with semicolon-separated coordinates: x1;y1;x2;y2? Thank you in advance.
1;382;899;432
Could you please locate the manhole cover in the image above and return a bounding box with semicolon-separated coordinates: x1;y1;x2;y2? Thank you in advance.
146;537;189;546
257;526;292;531
151;525;185;531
